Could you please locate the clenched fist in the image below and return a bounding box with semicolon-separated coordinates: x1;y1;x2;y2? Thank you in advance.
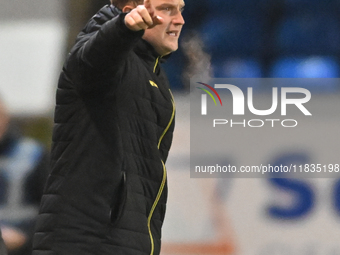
124;0;163;31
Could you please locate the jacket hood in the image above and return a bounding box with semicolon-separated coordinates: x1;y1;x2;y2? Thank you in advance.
80;5;121;35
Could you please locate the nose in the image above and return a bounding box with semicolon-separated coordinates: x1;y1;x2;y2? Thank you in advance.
173;11;185;26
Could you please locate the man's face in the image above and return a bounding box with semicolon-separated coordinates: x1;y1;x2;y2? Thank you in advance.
142;0;185;56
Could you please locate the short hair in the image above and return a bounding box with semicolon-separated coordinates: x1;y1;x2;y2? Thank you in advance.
110;0;143;9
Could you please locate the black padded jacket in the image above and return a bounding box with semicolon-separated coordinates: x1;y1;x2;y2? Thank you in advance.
32;5;175;255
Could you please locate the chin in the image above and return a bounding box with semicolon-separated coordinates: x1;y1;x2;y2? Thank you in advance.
157;42;179;55
167;44;178;53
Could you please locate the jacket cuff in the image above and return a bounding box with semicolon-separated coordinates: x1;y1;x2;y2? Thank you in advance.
117;12;145;38
102;12;144;44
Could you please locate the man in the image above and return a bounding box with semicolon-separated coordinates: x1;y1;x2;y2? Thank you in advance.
0;98;49;255
32;0;184;254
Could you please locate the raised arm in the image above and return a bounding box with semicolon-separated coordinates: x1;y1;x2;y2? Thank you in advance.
65;2;163;93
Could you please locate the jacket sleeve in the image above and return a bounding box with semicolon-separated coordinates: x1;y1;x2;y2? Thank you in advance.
65;13;144;93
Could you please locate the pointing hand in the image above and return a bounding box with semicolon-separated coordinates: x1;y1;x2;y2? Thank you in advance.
125;0;163;31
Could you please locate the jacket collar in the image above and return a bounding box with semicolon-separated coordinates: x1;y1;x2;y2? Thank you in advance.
134;39;171;72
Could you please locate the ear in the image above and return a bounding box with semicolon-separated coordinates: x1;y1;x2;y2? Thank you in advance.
122;2;137;13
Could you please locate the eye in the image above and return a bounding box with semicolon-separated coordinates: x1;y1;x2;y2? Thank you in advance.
158;5;177;15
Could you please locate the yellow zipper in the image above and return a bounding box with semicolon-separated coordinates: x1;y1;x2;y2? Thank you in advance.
147;90;175;255
153;57;159;73
157;91;175;149
147;160;166;255
153;55;165;73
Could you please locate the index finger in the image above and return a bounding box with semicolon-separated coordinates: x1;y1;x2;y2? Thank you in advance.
144;0;153;13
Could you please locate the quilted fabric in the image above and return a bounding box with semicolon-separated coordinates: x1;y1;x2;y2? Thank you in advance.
32;5;175;255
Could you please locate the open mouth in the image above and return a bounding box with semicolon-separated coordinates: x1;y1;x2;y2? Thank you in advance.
166;31;178;37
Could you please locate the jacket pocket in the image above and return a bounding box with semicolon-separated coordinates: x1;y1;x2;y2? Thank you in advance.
109;170;127;226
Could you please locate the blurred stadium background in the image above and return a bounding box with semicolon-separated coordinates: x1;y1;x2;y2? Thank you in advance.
1;0;340;255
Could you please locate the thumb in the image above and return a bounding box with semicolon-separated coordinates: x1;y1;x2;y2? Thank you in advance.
153;15;164;25
148;15;163;29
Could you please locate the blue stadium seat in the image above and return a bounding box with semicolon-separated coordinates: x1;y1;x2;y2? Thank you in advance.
270;56;340;92
270;56;340;78
206;0;270;15
199;14;264;61
275;14;340;56
213;58;263;78
180;0;209;30
283;0;340;14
